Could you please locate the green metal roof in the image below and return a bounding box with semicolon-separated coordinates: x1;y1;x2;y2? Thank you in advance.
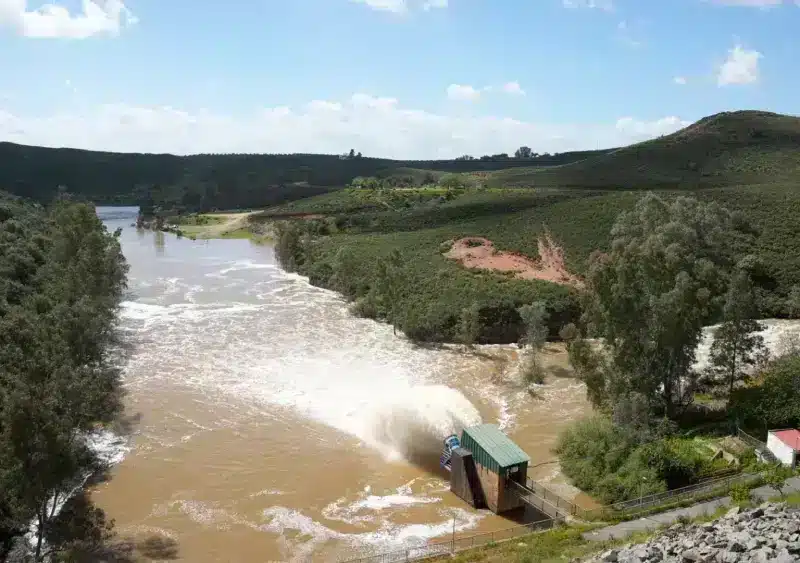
461;424;530;471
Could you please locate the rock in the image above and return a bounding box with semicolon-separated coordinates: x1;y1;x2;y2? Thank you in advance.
773;549;795;563
725;506;740;519
727;540;746;553
583;503;800;563
601;549;619;562
719;552;740;563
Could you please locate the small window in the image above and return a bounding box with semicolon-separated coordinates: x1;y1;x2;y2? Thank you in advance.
508;466;519;474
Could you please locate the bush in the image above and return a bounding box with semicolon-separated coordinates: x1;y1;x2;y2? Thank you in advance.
730;483;753;505
730;355;800;430
556;417;717;504
521;352;546;385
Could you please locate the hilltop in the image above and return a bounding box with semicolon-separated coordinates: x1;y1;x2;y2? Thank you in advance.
487;110;800;189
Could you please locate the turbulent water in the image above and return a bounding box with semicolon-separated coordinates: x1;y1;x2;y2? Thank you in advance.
94;207;800;562
95;207;595;562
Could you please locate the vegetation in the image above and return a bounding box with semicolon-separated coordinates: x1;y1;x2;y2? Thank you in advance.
730;355;800;433
0;192;128;560
554;416;730;504
518;302;549;385
703;269;769;399
581;193;748;418
0;140;604;212
484;110;800;189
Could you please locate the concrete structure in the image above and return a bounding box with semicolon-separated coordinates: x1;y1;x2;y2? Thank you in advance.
449;424;530;514
449;447;485;509
766;429;800;467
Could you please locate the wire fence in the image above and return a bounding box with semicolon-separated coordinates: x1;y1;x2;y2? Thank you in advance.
339;517;560;563
736;426;779;464
341;430;775;562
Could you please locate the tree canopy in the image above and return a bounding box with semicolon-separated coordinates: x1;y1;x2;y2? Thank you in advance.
0;193;128;560
583;193;750;418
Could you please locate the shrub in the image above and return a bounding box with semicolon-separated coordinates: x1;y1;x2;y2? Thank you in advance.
521;352;546;385
729;483;753;505
557;417;717;504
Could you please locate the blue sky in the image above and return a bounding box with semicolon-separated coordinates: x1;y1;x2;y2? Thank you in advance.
0;0;797;157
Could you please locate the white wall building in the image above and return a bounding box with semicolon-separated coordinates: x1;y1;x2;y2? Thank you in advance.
766;429;800;467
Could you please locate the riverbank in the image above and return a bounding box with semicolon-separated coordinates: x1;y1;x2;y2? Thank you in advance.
92;218;597;562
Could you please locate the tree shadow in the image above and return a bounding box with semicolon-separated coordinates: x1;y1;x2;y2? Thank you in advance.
135;535;180;560
45;491;180;562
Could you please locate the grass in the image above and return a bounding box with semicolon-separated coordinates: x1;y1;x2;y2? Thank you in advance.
484;110;800;190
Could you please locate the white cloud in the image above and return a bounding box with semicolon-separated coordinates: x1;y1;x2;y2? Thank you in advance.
563;0;614;11
0;94;691;159
717;45;762;86
502;82;526;96
673;76;687;85
615;116;691;141
447;84;481;101
0;0;136;39
350;0;447;13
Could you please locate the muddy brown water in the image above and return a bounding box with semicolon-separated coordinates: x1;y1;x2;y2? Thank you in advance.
92;207;594;562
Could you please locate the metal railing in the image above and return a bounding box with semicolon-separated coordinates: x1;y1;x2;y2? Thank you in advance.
736;426;779;464
507;479;568;519
523;478;585;518
339;517;560;563
598;471;758;516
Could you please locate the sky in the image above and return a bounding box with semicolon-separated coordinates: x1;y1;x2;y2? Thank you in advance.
0;0;798;158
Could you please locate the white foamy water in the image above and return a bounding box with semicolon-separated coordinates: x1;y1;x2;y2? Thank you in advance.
694;318;800;373
99;208;493;557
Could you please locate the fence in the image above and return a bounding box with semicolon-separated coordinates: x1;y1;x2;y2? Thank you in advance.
524;478;585;518
339;517;560;563
736;426;779;464
594;471;759;518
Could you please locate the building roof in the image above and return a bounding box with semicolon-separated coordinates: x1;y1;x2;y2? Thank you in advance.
771;429;800;450
462;423;530;469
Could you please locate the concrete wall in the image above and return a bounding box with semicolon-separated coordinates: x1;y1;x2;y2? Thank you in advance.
449;448;485;509
767;433;797;467
475;462;500;513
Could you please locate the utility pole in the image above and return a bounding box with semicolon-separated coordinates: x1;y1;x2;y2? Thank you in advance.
451;510;456;555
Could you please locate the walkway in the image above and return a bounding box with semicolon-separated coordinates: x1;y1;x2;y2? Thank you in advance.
583;476;800;542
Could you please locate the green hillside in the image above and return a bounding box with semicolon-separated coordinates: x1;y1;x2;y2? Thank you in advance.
258;110;800;343
0;141;607;210
486;110;800;189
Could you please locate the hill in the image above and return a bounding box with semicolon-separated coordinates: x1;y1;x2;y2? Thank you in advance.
0;141;608;210
486;110;800;189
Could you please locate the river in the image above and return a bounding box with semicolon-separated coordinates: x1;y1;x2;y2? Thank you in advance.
89;207;594;562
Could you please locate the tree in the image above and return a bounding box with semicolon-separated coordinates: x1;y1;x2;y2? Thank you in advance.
514;146;533;159
567;332;610;409
348;148;355;158
730;355;800;431
788;286;800;318
705;269;769;399
584;193;747;418
456;302;482;349
374;249;406;334
274;222;305;272
518;302;549;385
0;200;127;561
764;463;793;498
